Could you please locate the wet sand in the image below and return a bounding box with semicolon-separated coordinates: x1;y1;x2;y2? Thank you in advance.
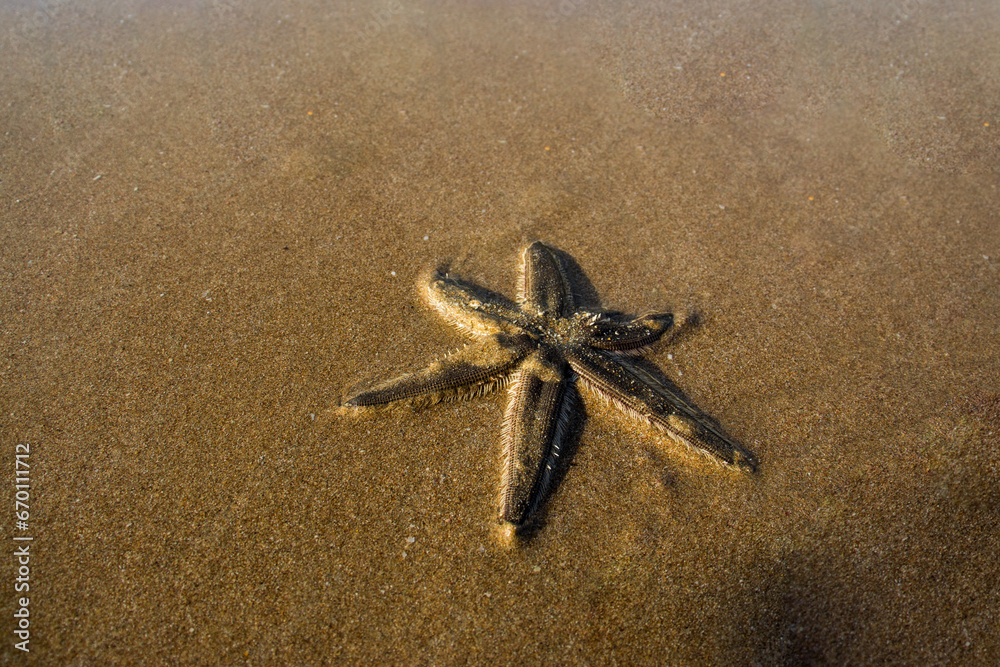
2;0;999;663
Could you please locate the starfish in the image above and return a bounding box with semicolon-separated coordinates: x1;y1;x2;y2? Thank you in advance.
341;242;757;533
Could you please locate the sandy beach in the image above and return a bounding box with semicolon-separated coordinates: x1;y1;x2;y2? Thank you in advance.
2;0;998;663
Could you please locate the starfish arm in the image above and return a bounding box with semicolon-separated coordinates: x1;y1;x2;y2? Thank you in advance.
425;270;528;336
341;334;533;409
499;348;576;527
566;347;757;471
583;312;675;351
518;241;575;317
